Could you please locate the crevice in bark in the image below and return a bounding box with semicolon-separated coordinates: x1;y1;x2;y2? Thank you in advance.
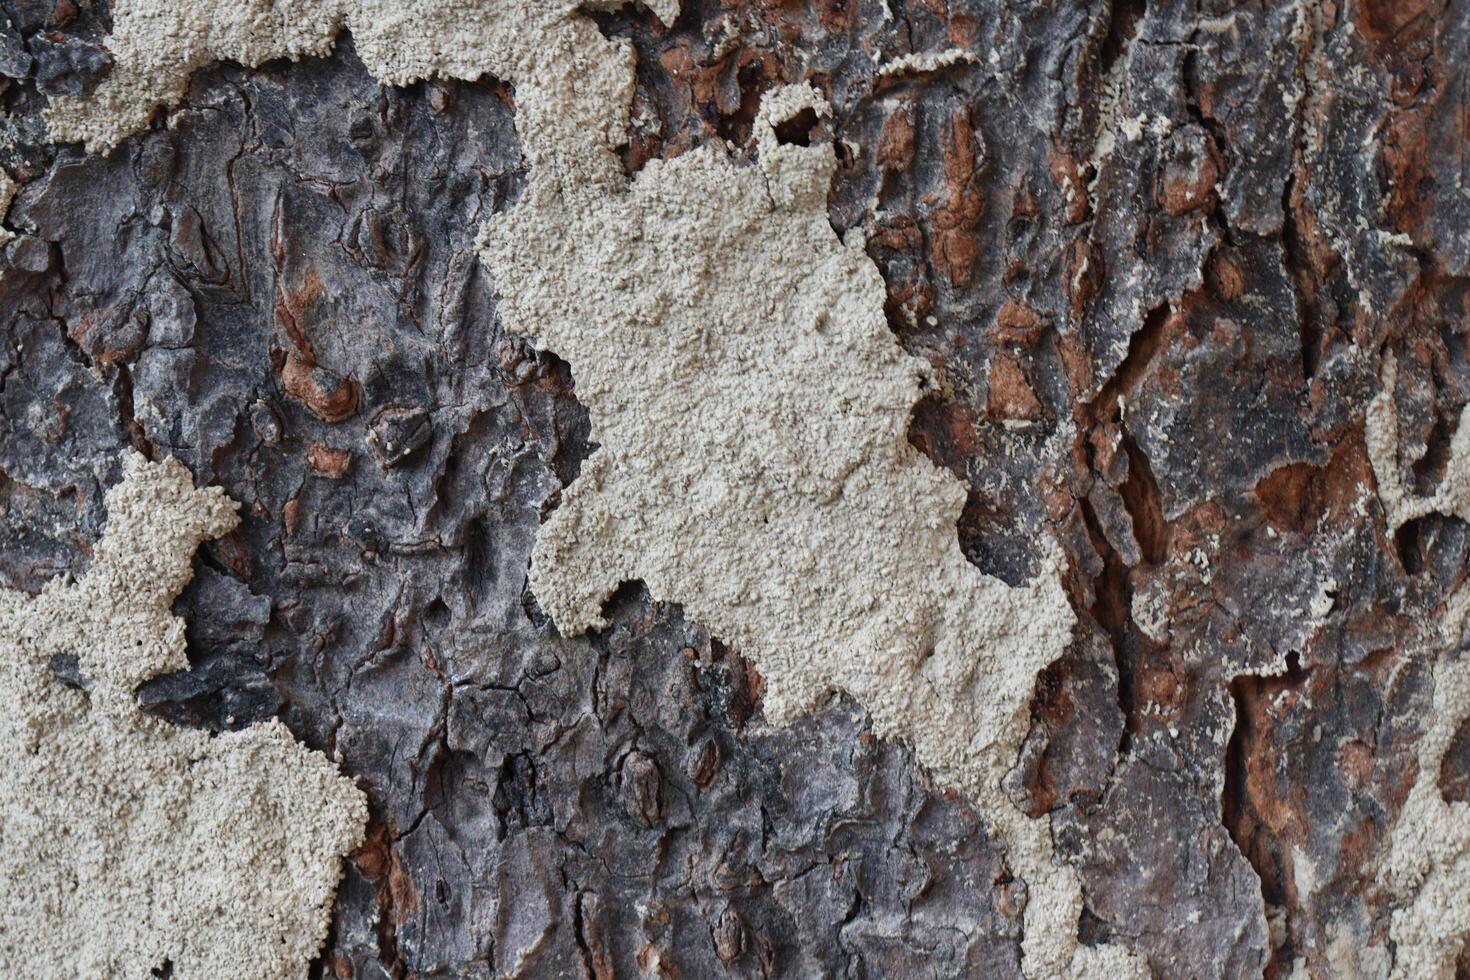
572;891;606;979
1412;401;1460;492
1281;172;1326;382
1439;711;1470;805
772;105;819;147
1086;295;1173;679
1223;650;1311;979
1118;429;1170;564
1077;494;1140;755
1396;514;1432;576
1077;903;1117;948
112;361;156;459
1089;300;1171;423
358;819;409;980
1075;293;1175;757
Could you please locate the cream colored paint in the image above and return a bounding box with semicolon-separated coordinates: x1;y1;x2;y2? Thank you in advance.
46;2;1154;975
0;451;365;978
44;0;642;200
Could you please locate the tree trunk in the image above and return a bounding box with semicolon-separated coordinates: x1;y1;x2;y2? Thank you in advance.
1;0;1466;976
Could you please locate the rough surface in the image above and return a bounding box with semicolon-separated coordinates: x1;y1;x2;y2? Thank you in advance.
0;451;365;978
1369;351;1470;531
0;172;13;249
3;27;1040;977
33;0;1137;974
3;0;1470;976
1369;363;1470;979
1379;584;1470;979
480;78;1131;976
42;0;649;195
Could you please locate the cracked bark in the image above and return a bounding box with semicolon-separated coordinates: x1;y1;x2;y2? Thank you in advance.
1;0;1468;977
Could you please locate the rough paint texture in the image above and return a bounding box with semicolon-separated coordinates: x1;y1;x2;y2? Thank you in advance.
1369;365;1470;979
1369;351;1470;532
3;0;1470;976
0;451;365;978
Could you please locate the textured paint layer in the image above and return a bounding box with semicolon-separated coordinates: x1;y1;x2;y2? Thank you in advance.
42;0;645;198
0;452;365;978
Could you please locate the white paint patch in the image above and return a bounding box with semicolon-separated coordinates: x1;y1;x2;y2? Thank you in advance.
1365;354;1470;975
0;171;14;248
44;0;639;201
0;451;365;978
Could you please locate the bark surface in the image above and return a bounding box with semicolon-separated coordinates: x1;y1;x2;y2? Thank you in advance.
0;0;1467;977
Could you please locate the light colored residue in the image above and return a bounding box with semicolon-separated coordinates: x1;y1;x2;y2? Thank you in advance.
57;3;1146;975
479;78;1143;978
1377;586;1470;979
1366;351;1470;530
0;451;366;978
0;171;15;248
1085;27;1138;206
875;47;983;77
1365;355;1470;976
1131;584;1170;642
44;0;645;199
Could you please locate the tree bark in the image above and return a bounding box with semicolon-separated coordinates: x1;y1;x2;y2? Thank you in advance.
1;0;1466;976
